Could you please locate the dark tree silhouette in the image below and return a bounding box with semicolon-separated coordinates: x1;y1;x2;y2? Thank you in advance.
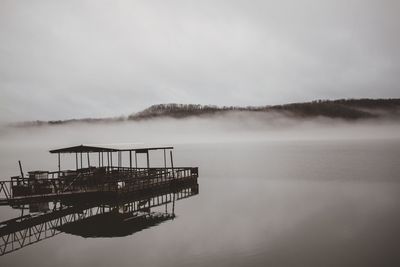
128;99;400;121
13;98;400;127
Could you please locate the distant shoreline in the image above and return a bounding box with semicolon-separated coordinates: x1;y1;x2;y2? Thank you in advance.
11;98;400;127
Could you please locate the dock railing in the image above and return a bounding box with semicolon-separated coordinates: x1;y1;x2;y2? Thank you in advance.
1;166;198;202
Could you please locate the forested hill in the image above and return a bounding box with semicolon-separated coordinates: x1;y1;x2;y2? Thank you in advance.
14;99;400;126
128;99;400;121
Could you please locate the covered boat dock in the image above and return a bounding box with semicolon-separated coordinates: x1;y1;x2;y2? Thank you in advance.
49;144;175;171
0;145;198;206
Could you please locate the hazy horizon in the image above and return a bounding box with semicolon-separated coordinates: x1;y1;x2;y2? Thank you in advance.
1;0;400;122
0;98;398;125
1;1;400;266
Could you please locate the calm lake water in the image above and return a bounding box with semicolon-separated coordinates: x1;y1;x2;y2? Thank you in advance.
1;122;400;266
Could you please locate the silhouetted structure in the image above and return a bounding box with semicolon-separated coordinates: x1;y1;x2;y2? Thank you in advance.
0;145;198;206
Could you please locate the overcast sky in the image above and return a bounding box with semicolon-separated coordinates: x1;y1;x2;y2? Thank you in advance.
0;0;399;121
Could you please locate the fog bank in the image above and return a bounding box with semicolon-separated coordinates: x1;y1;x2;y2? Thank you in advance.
0;113;399;178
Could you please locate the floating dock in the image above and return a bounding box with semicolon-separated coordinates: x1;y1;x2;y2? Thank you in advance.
0;145;199;206
0;144;199;256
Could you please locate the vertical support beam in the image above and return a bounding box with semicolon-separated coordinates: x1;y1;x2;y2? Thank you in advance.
101;152;104;167
80;152;83;169
117;151;120;169
129;151;132;169
163;149;166;168
58;153;61;172
172;193;176;215
75;153;78;170
135;152;137;168
98;152;101;167
110;152;113;167
146;151;150;169
87;152;90;168
163;149;167;178
170;151;175;179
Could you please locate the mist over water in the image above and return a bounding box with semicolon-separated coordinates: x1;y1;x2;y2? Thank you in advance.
1;116;400;266
1;114;399;175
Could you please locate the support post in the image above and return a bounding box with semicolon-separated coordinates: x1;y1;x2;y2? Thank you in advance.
117;151;120;170
75;153;78;170
163;149;167;178
135;152;137;168
80;152;83;169
170;151;175;179
87;152;90;168
58;153;61;172
163;149;166;167
99;152;101;167
172;193;176;215
110;152;113;168
18;160;24;178
146;151;150;168
129;151;132;169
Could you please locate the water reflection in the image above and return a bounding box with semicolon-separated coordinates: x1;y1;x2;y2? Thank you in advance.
0;181;199;256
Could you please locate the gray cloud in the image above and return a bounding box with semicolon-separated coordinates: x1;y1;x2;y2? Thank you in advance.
1;0;399;122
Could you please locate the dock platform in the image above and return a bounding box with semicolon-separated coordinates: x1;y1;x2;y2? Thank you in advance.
0;144;199;206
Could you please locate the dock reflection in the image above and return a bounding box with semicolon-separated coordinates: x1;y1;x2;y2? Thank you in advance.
0;181;198;256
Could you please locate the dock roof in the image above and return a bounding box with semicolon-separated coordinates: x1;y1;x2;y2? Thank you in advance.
49;144;174;154
49;145;119;154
